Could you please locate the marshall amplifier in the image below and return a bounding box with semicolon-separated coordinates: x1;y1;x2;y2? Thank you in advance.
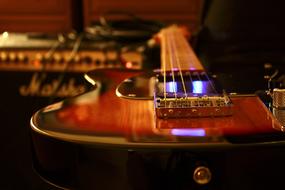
0;32;144;112
0;32;144;190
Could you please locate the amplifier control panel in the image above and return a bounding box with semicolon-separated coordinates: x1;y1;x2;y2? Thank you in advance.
0;33;144;72
0;50;143;72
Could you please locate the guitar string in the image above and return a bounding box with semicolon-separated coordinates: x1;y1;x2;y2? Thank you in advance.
175;27;218;94
164;29;178;100
170;28;197;95
171;29;197;94
204;71;218;94
171;29;199;107
160;29;167;104
167;26;201;98
169;27;188;98
161;26;219;106
175;31;210;108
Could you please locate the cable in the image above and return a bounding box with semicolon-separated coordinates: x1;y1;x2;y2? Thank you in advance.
85;11;165;42
47;33;84;103
33;33;66;93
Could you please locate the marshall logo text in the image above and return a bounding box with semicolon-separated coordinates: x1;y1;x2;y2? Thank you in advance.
19;73;87;97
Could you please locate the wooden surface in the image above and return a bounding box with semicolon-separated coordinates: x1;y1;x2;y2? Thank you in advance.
0;0;72;33
0;0;203;33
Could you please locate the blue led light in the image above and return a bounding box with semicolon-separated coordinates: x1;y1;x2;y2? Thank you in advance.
166;82;177;93
192;81;203;93
171;128;206;137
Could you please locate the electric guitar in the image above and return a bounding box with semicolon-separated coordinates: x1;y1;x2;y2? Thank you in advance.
30;26;285;190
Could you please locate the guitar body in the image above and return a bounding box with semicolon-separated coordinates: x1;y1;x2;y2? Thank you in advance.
30;27;285;190
30;68;285;190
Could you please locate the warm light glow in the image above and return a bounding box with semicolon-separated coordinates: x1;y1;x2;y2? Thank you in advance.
2;31;9;39
32;60;41;68
84;73;96;85
126;61;133;68
171;128;206;137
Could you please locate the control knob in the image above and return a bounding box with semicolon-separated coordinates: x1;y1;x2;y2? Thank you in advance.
193;166;212;185
272;88;285;126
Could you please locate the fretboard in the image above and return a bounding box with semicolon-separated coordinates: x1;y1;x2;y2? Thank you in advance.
159;26;204;72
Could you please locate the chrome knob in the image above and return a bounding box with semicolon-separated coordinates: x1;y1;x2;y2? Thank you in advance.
18;52;28;63
193;166;212;185
272;88;285;126
273;88;285;108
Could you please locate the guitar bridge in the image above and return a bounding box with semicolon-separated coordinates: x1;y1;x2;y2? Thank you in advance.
155;93;233;118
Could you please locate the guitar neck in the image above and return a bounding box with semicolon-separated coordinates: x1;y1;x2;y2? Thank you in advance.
160;26;204;72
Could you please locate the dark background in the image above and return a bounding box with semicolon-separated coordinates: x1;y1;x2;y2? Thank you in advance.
2;0;285;189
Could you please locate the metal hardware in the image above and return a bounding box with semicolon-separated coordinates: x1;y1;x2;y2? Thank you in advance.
273;88;285;109
155;94;233;118
193;166;212;185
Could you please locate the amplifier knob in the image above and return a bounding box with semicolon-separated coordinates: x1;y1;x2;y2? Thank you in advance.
193;166;212;185
43;54;52;63
9;52;17;62
0;52;8;62
53;53;63;63
62;54;68;63
35;53;43;62
18;52;28;63
74;54;80;63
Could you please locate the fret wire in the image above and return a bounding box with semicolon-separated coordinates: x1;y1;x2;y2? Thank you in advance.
170;28;188;98
176;32;203;71
172;29;199;94
160;25;219;106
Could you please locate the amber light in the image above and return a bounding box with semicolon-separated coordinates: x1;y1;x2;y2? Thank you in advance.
32;60;41;68
125;61;133;69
